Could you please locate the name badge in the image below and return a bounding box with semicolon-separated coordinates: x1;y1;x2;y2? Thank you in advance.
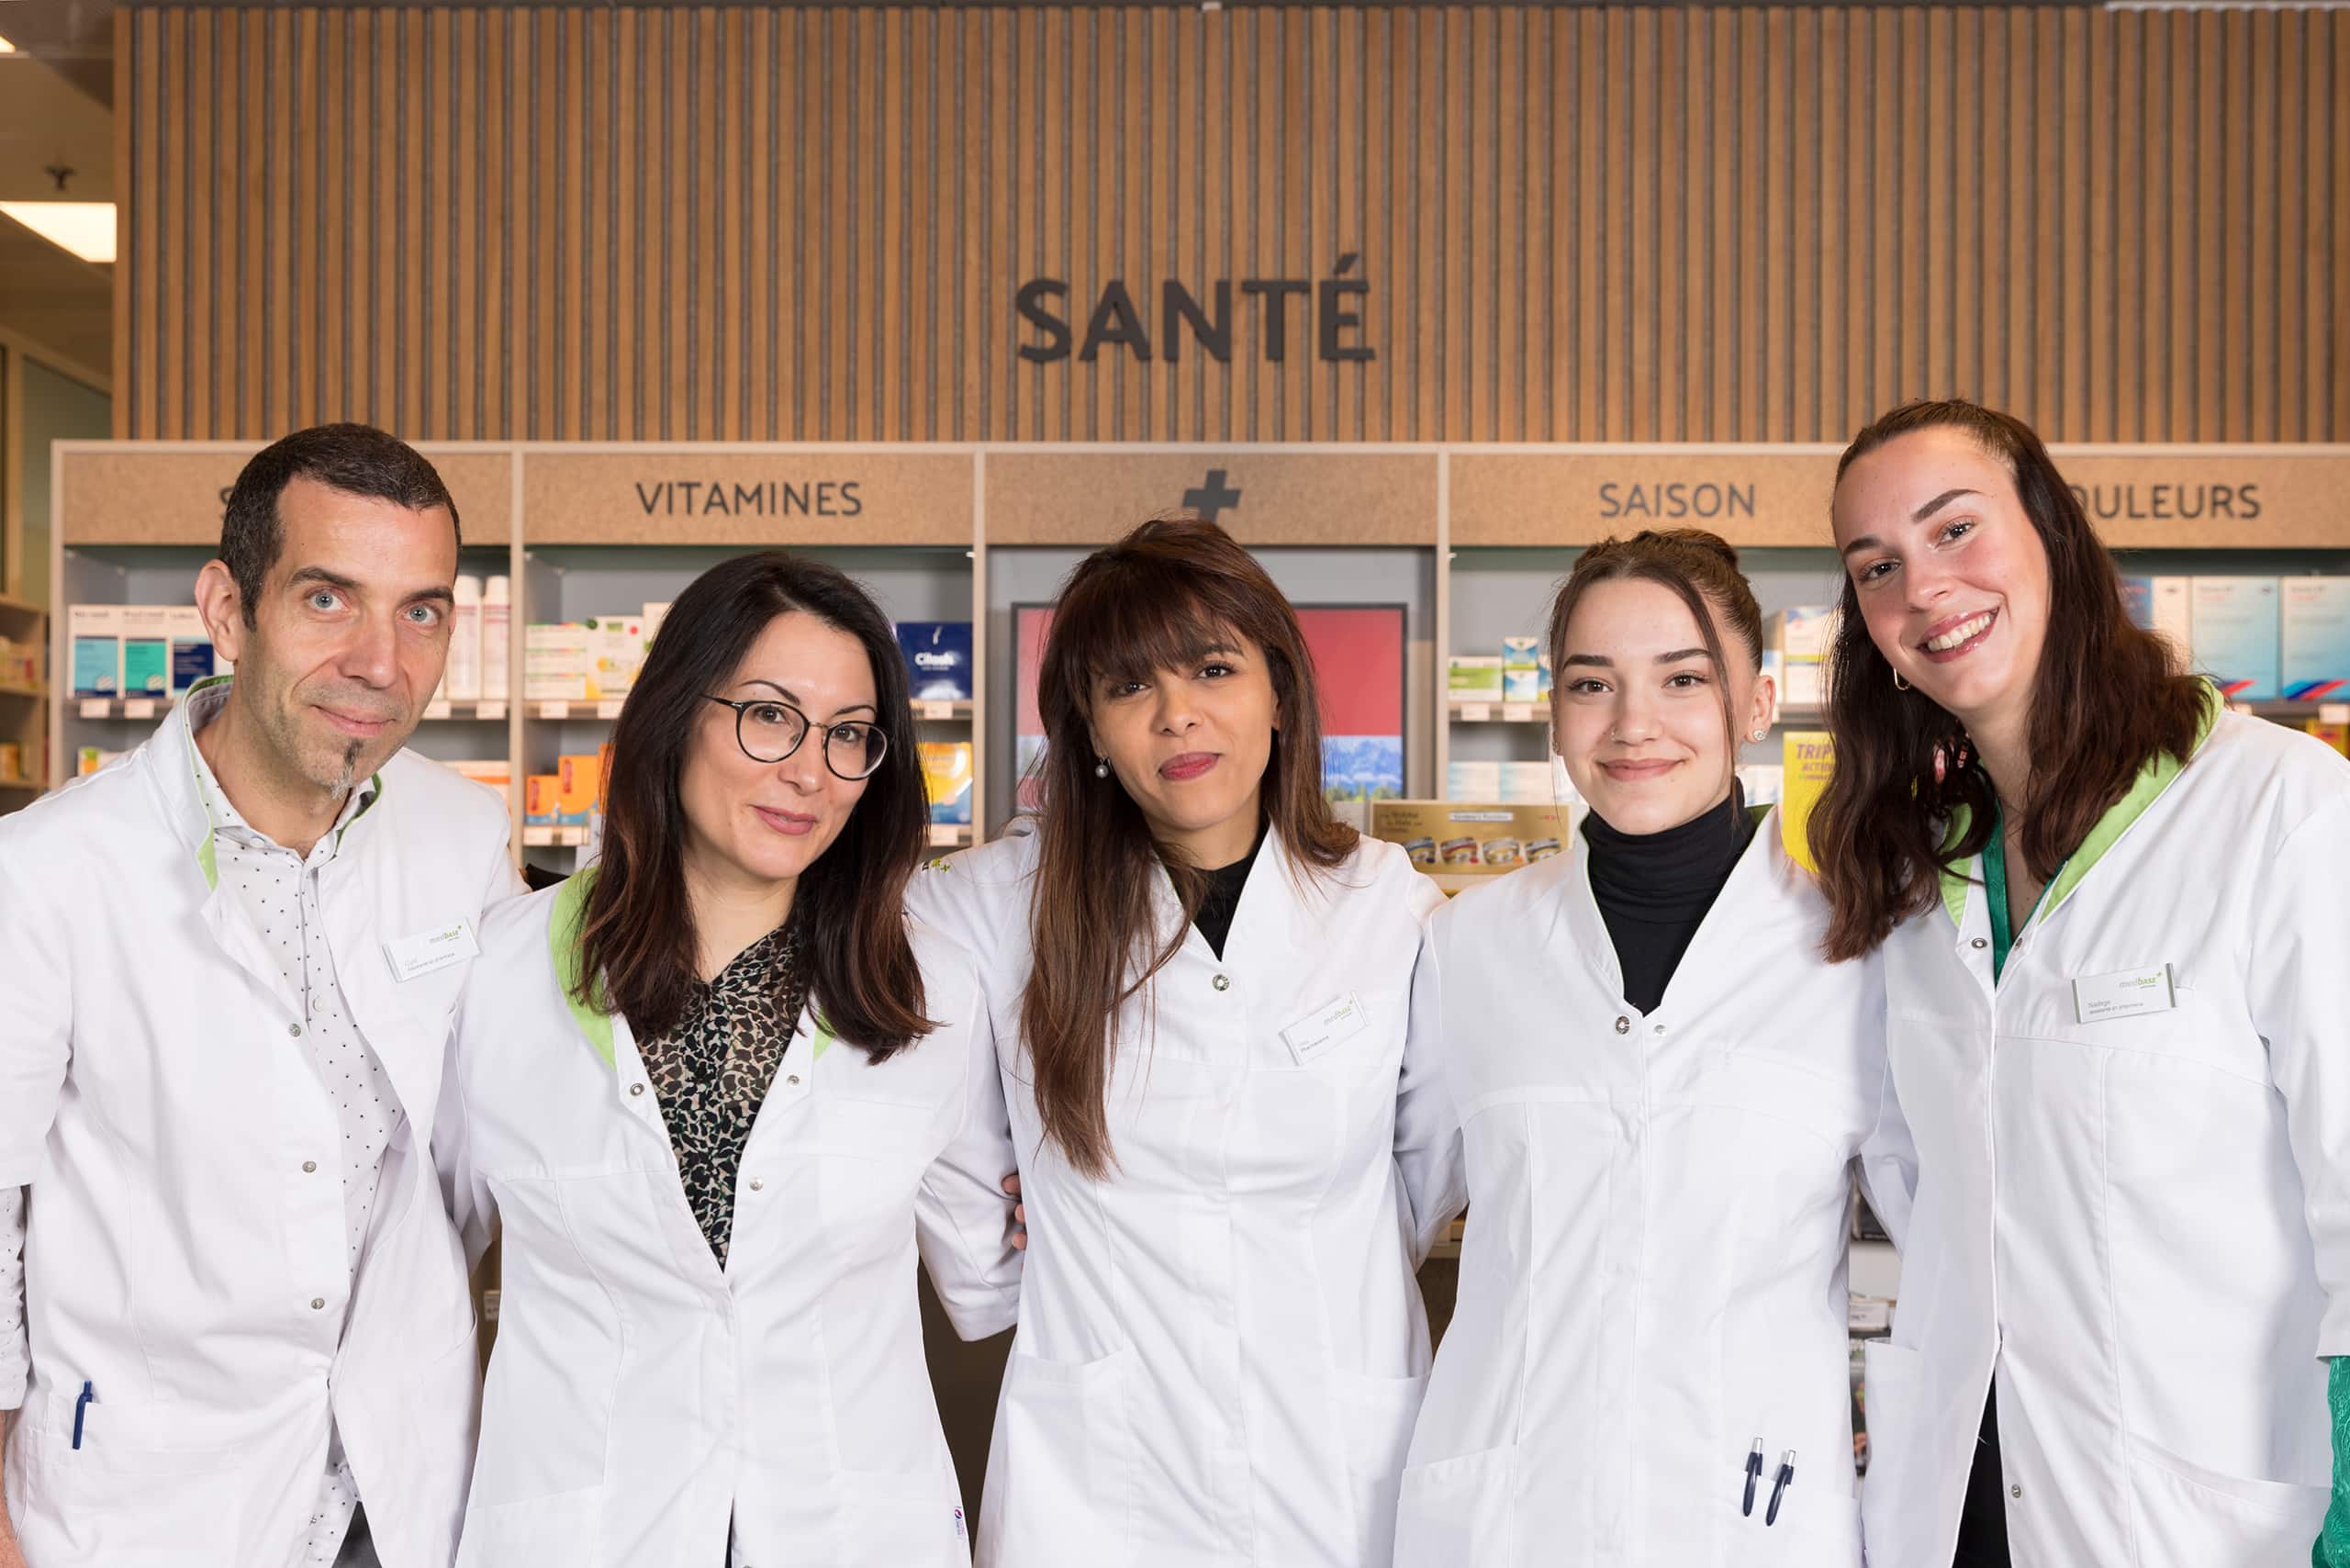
383;918;482;983
2073;963;2177;1024
1281;992;1370;1065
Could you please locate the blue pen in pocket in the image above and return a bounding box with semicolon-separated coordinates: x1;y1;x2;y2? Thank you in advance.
72;1380;94;1450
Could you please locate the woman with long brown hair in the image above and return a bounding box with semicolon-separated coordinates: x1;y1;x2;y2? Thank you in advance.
905;518;1458;1568
439;552;1022;1567
1393;530;1905;1568
1812;399;2350;1568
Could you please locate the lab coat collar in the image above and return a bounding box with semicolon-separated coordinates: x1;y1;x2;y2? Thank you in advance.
148;674;386;892
1147;823;1302;969
1561;801;1783;1014
1937;679;2221;929
547;868;836;1075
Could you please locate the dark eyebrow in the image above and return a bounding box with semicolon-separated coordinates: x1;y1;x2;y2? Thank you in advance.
1561;653;1612;668
1910;487;1981;523
743;678;877;719
1656;648;1709;663
285;566;362;596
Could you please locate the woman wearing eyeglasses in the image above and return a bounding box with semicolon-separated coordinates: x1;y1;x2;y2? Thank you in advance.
439;552;1024;1567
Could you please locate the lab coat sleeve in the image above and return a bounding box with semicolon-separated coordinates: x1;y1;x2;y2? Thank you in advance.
913;982;1024;1341
0;1186;23;1412
1853;962;1918;1253
2254;792;2350;1361
1396;911;1469;1267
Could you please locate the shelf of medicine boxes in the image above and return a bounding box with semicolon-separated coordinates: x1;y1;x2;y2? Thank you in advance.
513;543;981;876
0;595;48;805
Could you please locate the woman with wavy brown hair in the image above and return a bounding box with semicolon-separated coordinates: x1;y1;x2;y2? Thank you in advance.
905;518;1459;1568
1811;399;2350;1568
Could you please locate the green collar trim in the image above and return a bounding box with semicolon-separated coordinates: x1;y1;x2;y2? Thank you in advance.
1940;683;2221;929
549;869;617;1069
179;675;383;888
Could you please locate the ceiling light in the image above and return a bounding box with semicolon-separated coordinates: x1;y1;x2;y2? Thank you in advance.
0;202;117;263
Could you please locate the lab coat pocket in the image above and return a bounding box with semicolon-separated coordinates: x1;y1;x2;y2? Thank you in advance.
1697;1050;1873;1158
1334;1368;1430;1566
8;1416;245;1568
2122;1433;2329;1568
1393;1442;1520;1567
453;1484;605;1568
833;1463;971;1568
1728;1489;1863;1567
985;1344;1137;1568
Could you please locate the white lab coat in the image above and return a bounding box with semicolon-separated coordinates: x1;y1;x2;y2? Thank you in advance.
903;827;1459;1568
0;699;516;1568
1859;708;2350;1567
440;875;1023;1568
1393;809;1906;1568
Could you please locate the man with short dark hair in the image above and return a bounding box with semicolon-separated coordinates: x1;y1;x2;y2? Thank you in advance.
0;425;519;1568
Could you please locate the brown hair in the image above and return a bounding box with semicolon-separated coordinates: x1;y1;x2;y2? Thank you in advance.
1807;399;2206;962
576;551;934;1055
1544;527;1767;794
1022;519;1357;1178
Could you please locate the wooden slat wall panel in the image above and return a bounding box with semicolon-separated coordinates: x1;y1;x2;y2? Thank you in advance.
120;5;2350;442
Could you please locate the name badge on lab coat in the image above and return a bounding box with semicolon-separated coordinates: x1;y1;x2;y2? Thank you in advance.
1281;993;1370;1065
2072;963;2177;1024
383;918;482;983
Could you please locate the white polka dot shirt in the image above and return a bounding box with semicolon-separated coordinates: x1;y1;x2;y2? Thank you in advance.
186;687;392;1562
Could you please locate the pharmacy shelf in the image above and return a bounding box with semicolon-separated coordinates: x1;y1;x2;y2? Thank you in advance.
0;778;42;793
926;823;974;848
521;825;590;848
0;684;44;701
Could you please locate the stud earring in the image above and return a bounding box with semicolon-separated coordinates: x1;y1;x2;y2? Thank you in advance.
1750;728;1768;743
1094;758;1110;778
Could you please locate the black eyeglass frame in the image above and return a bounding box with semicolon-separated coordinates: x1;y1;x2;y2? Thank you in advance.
702;694;890;780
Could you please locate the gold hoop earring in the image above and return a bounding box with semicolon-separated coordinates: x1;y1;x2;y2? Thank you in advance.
1892;670;1911;692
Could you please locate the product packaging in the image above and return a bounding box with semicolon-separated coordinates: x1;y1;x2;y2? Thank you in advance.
118;608;172;699
2280;577;2350;700
68;605;122;698
557;753;603;825
1448;655;1505;703
918;741;975;824
2188;577;2282;700
898;622;976;700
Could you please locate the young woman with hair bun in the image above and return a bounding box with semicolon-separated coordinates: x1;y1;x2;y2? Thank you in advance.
1393;528;1909;1568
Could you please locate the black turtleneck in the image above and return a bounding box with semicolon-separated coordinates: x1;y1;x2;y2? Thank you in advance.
1583;784;1756;1014
1191;826;1267;959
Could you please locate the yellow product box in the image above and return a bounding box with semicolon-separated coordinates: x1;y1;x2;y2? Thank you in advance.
1781;732;1835;872
524;774;562;825
557;753;603;825
587;616;648;700
2305;721;2349;757
1370;800;1572;879
917;741;974;825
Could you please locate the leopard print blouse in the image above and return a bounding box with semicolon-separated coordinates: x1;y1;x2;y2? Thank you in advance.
637;918;811;1268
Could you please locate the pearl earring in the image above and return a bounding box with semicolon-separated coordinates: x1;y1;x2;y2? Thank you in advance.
1751;729;1768;743
1094;758;1110;778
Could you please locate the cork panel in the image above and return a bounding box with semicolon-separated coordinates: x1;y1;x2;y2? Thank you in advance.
1449;451;1842;547
61;450;256;544
520;450;975;544
2051;453;2350;549
985;451;1438;544
62;447;512;545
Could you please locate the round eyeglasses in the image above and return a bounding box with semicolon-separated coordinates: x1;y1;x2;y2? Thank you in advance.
704;695;890;779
